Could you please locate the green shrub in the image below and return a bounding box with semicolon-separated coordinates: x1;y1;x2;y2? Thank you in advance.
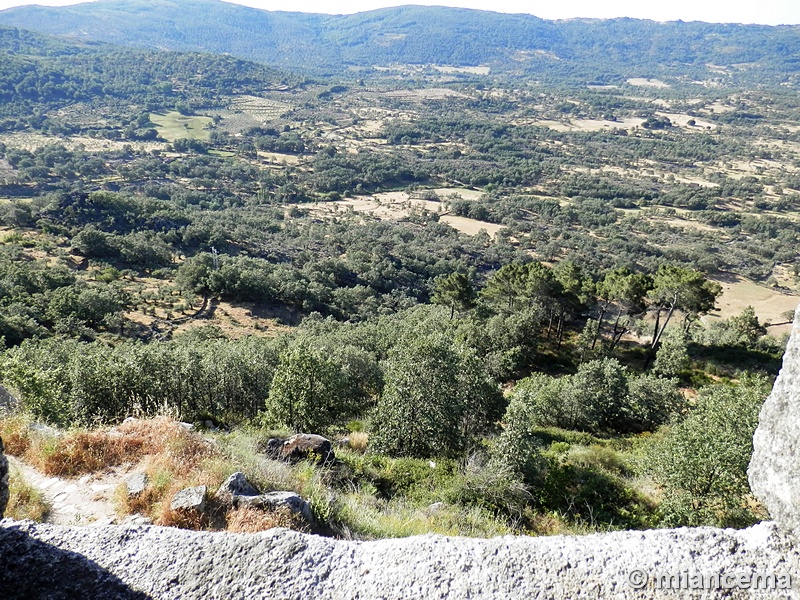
644;375;770;527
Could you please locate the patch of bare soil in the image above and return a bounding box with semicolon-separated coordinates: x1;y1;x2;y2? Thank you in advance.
8;456;126;526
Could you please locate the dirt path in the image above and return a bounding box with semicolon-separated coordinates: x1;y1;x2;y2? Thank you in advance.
8;456;126;526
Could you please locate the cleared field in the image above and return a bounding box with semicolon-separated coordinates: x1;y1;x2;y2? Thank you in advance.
431;187;485;200
627;78;670;88
228;95;290;121
310;192;503;238
534;117;643;132
440;215;504;237
150;112;212;142
706;275;799;333
432;65;490;75
385;88;469;101
258;151;301;165
0;132;165;153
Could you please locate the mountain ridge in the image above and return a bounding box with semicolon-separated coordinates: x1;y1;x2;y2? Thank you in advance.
0;0;798;83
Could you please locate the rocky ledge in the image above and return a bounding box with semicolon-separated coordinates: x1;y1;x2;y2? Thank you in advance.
1;519;798;599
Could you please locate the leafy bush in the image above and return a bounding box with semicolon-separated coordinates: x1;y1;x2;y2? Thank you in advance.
644;376;770;527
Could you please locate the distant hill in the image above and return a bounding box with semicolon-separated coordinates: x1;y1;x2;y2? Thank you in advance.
0;0;798;84
0;24;293;123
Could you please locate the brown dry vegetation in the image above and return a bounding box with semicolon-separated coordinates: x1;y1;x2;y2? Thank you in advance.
225;505;297;533
0;416;316;533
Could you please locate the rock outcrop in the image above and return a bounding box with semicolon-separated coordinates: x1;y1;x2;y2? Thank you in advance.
216;472;260;503
1;520;798;599
125;473;147;498
264;433;335;463
750;305;800;537
170;486;206;514
216;472;315;525
0;437;8;518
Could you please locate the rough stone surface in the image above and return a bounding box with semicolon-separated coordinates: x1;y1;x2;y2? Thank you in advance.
265;433;335;463
215;472;259;504
238;491;314;524
750;304;800;537
0;384;17;411
1;520;798;599
170;486;206;513
0;437;8;519
125;473;147;498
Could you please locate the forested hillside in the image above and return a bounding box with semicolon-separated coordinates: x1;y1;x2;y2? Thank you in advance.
0;24;797;538
0;0;798;85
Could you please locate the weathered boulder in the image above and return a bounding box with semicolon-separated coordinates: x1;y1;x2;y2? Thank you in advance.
265;434;334;463
216;472;260;504
749;304;800;537
0;437;8;518
170;486;207;514
126;473;148;498
237;491;314;524
1;520;799;599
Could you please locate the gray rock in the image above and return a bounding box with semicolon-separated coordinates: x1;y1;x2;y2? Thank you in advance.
1;520;799;599
0;384;17;411
0;437;8;518
29;422;60;437
216;472;260;504
170;486;206;513
750;304;800;536
265;433;335;463
126;473;148;498
237;491;314;524
121;514;153;527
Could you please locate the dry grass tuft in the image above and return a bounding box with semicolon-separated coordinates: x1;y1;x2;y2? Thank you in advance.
16;416;217;477
225;505;296;533
5;467;50;522
158;506;209;530
0;416;32;456
38;430;146;476
348;431;369;453
2;430;30;456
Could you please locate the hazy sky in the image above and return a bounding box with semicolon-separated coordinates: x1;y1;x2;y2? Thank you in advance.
0;0;797;25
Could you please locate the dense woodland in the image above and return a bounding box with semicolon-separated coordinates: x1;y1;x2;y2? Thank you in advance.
0;18;797;537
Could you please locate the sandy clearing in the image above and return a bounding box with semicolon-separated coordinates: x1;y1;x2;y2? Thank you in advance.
706;275;799;333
